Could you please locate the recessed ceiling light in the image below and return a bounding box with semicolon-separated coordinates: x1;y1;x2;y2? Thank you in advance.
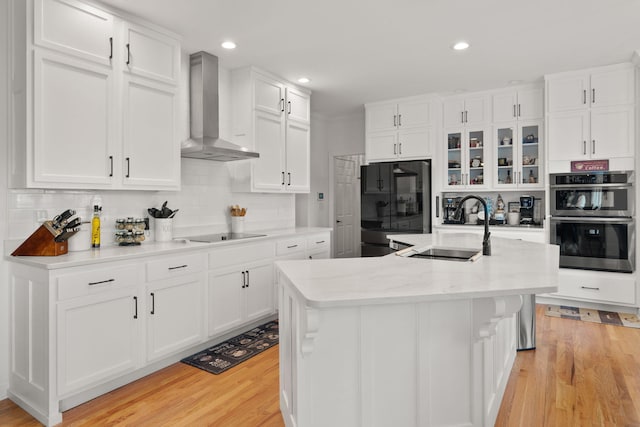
297;77;310;84
221;41;237;49
452;41;470;51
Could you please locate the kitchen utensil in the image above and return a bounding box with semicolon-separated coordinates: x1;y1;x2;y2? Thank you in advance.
169;209;179;218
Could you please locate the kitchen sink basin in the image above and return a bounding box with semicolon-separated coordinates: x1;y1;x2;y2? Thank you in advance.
407;246;481;262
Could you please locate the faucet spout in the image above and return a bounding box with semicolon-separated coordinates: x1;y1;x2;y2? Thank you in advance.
453;195;491;256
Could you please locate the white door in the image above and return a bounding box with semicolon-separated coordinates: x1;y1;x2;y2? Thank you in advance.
33;50;114;187
398;127;431;159
146;276;204;362
252;110;285;191
397;100;430;129
254;74;284;116
121;76;179;189
285;87;310;124
516;87;544;120
546;74;589;113
589;67;634;108
285;121;310;192
366;103;398;132
334;157;357;258
492;91;518;123
366;131;397;162
463;95;488;125
208;269;245;336
590;106;634;158
245;262;275;321
547;111;589;161
123;22;180;85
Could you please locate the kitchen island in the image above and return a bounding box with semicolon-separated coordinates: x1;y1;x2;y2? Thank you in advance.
275;233;559;427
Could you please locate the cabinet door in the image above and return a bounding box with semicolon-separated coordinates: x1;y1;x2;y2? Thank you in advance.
398;127;431;159
516;87;544;120
366;131;398;162
366;103;398;132
463;96;488;125
146;275;204;362
285;121;310;192
208;269;245;336
466;129;487;188
33;50;114;187
445;130;464;188
121;76;179;189
518;122;543;187
245;262;275;322
547;111;589;161
443;99;465;127
397;100;430;129
590;67;634;108
254;74;285;116
494;125;516;187
122;22;180;86
590;106;635;158
546;74;589;113
285;87;310;124
57;288;139;395
34;0;114;66
492;91;518;123
253;110;286;191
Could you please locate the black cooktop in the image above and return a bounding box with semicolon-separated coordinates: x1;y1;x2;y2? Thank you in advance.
183;232;266;243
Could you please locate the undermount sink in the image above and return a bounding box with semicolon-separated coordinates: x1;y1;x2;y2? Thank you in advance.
406;246;482;262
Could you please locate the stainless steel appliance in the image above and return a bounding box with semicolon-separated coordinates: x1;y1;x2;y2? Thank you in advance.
442;197;464;224
549;171;635;273
519;195;535;225
360;160;431;257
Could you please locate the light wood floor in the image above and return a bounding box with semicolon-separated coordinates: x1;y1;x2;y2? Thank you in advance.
2;305;640;426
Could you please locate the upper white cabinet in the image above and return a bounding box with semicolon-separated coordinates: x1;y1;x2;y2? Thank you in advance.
545;63;635;169
444;127;489;190
492;86;543;122
493;120;544;189
443;94;489;127
365;97;435;162
231;68;311;193
9;0;181;190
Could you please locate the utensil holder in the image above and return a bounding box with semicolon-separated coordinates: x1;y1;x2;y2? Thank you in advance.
231;216;244;234
155;218;173;242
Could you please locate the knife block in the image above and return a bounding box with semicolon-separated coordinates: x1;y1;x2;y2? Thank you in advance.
11;222;68;256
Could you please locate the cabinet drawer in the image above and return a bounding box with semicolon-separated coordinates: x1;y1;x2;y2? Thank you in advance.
209;242;275;270
276;238;306;256
554;271;636;305
57;265;139;301
306;234;329;252
146;253;206;282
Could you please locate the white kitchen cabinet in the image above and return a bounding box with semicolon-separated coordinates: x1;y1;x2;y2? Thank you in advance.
9;0;181;190
443;94;489;127
444;127;489;190
549;269;636;306
493;120;544;189
365;97;434;162
492;86;543;123
231;68;311;193
306;233;331;259
546;64;634;113
144;253;206;362
208;242;276;336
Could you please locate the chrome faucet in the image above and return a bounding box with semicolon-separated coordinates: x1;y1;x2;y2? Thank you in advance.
454;195;491;256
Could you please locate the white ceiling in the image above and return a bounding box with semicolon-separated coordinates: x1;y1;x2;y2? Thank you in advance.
103;0;640;118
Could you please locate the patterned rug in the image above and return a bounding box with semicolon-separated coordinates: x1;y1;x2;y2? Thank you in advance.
181;320;279;374
544;305;640;328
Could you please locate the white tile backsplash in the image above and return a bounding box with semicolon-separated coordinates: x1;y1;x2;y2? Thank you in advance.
7;158;295;244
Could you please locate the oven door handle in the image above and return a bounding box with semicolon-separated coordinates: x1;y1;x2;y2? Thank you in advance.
550;216;633;224
550;183;632;189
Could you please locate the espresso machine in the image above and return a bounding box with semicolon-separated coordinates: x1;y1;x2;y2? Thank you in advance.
443;197;465;224
519;195;535;225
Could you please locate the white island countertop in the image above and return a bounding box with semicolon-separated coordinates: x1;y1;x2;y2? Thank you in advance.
276;232;559;308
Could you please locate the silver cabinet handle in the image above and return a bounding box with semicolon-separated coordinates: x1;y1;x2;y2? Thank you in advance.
580;285;600;291
592;88;595;104
592;140;596;155
168;264;188;270
88;278;115;286
393;115;397;127
583;89;586;104
315;240;325;244
398;143;402;155
464;110;468;123
393;144;397;155
517;104;521;117
513;105;516;118
583;141;587;155
461;111;464;124
398;114;402;126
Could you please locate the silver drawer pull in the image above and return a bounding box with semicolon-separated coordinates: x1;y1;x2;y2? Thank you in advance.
168;264;188;270
88;278;115;286
580;286;600;291
315;240;325;244
287;245;298;249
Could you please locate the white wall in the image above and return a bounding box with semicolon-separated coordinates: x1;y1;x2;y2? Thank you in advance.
0;35;295;399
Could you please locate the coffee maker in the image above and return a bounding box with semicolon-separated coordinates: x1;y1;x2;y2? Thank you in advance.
519;195;535;225
443;197;465;224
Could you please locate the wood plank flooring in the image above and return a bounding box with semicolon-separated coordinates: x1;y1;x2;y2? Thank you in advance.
2;305;640;426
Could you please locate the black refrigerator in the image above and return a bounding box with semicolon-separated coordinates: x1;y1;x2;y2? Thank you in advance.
360;160;431;256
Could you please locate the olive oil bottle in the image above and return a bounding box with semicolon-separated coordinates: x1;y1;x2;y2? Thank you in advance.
91;205;101;248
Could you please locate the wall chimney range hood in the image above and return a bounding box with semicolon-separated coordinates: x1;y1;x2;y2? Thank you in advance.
181;51;259;161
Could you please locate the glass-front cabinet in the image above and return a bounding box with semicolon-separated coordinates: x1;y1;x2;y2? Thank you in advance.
494;120;543;189
445;128;488;190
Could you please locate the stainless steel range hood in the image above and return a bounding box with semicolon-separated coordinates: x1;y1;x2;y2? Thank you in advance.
181;51;259;161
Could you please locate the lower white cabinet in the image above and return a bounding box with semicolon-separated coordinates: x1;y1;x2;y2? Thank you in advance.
57;286;140;396
550;269;636;306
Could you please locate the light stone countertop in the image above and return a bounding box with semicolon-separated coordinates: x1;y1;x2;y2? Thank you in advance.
5;226;331;270
276;232;559;308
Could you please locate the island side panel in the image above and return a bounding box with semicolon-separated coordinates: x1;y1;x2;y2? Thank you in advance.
279;272;519;427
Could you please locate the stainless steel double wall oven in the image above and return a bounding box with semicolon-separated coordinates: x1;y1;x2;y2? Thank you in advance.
549;171;635;273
